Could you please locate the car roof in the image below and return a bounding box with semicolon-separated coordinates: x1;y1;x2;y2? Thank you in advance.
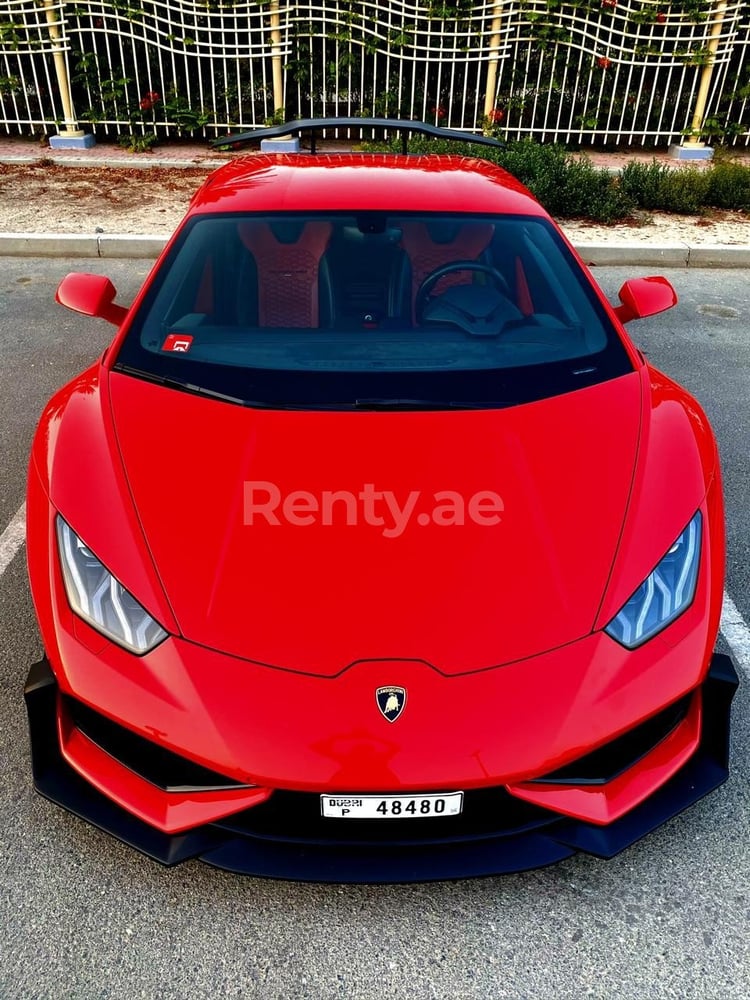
191;153;547;218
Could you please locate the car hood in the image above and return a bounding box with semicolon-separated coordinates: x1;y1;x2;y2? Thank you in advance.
109;370;642;675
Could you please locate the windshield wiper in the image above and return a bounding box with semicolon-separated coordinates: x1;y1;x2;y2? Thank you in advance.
114;364;277;408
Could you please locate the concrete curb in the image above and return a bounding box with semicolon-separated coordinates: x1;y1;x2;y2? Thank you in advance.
575;241;750;268
583;243;750;267
0;232;747;267
684;244;750;268
97;234;170;258
0;232;168;258
575;242;690;267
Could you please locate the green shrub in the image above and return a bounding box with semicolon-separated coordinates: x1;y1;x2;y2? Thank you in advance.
496;140;570;211
619;160;668;210
705;161;750;210
117;131;158;153
361;136;503;162
619;160;714;214
552;158;633;222
657;167;711;213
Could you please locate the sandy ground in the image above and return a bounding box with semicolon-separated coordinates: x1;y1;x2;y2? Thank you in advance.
0;162;206;236
563;211;749;245
0;160;747;244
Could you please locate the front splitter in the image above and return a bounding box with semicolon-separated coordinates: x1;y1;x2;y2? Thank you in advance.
24;653;738;883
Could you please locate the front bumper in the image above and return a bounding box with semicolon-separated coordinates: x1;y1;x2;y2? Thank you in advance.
25;652;738;883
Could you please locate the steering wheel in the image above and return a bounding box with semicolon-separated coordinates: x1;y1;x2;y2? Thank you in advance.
415;260;511;326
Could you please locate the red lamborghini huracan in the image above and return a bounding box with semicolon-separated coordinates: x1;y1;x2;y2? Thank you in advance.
25;120;737;881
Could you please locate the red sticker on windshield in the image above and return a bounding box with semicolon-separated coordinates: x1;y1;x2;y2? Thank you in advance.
162;334;193;353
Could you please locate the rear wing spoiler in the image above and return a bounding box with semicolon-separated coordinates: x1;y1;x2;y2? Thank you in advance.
211;117;505;154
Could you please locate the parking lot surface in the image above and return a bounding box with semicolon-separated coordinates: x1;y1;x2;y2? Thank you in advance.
0;258;748;1000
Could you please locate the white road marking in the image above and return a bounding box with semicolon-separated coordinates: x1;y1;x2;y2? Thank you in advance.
720;590;750;679
0;502;26;578
0;498;748;681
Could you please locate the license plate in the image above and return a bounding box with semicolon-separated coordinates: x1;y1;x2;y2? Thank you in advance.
320;792;463;819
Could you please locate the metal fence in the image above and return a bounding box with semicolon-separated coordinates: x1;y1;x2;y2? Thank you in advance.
0;0;748;145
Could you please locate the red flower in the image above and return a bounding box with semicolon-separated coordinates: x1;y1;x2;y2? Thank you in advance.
597;56;611;69
488;107;505;124
431;104;447;121
656;11;666;21
601;0;617;8
139;91;161;112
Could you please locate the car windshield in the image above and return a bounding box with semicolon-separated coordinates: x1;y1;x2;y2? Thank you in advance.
115;211;632;409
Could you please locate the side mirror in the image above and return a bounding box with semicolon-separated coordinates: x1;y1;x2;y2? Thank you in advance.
56;273;129;327
614;276;677;324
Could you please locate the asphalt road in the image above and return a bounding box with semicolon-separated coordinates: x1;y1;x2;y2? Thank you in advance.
0;258;749;1000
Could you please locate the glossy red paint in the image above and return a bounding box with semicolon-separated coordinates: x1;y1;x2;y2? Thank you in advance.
29;367;179;639
108;370;641;674
58;702;271;833
34;508;715;801
507;692;702;823
595;366;722;632
615;275;678;324
192;154;546;219
25;148;728;864
31;367;717;795
55;272;128;327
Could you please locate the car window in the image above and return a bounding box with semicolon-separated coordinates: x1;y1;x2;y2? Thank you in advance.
115;211;632;409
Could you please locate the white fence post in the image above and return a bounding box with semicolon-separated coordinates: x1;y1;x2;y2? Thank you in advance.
42;0;93;146
270;0;284;116
483;1;503;121
683;0;729;153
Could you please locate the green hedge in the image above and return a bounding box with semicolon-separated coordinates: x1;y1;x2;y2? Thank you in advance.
620;158;750;213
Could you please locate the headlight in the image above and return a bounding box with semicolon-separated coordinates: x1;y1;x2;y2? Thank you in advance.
56;517;168;654
605;510;702;649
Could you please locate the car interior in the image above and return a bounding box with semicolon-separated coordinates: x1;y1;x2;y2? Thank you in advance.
136;212;609;372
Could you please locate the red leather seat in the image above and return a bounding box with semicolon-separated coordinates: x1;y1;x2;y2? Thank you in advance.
239;221;332;327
